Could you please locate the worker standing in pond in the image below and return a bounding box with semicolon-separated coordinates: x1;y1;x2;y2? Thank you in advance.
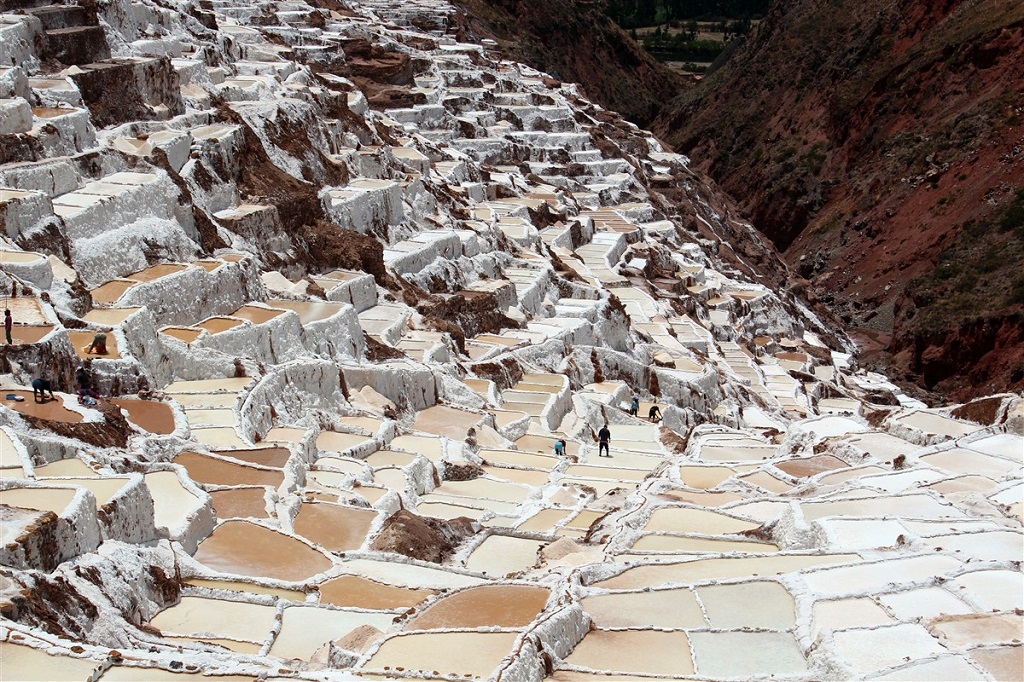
554;439;565;457
648;404;662;422
629;395;639;416
31;376;55;403
4;309;11;345
598;423;611;457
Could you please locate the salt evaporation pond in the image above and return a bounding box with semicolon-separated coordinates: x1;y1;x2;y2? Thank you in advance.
192;520;333;581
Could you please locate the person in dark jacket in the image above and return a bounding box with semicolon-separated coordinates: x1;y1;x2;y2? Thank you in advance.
598;423;611;457
32;377;55;403
648;404;662;422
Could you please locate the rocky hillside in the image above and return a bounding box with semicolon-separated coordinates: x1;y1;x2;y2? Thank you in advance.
450;0;687;127
653;0;1024;400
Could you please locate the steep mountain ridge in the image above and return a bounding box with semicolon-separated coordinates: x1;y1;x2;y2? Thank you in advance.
653;0;1024;399
450;0;687;127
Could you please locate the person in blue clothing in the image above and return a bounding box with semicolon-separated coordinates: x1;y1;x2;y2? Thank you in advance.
554;439;566;456
598;423;611;457
629;396;639;416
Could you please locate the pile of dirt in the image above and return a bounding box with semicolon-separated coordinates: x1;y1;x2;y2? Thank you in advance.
370;510;478;564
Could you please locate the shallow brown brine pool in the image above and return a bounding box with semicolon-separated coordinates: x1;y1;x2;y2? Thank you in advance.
193;520;333;581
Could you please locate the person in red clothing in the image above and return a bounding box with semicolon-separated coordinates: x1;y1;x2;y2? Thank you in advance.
4;309;11;345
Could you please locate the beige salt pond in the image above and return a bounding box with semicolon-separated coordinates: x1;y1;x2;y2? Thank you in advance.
8;325;55;344
144;471;203;532
183;408;235;427
270;605;394;661
318;574;434;609
517;508;574;532
68;330;121;359
0;643;102;681
412;404;484;439
161;326;204;343
165;376;253;395
33;457;97;478
678;465;736;489
112;398;176;434
228;304;286;325
479;449;557;469
1;486;78;514
127;263;188;282
192;427;249;449
213;447;290;468
193;520;333;581
316;430;373;453
595;554;860;589
644;507;758;534
407;584;549;630
776;454;849;478
174;452;284;487
631;535;779;553
3;391;84;423
196;316;245;334
293;502;378;552
362;631;520;678
149;595;276;642
690;631;807;677
90;279;136;305
390;435;444;462
185;578;304;601
209;488;270;519
582;588;707;629
565;630;694;675
266;299;344;324
82;307;141;326
365;449;418;468
432;477;532;504
465;535;544;576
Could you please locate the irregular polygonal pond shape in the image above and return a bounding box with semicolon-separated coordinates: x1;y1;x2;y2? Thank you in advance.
920;448;1020;478
517;508;573;532
775;454;849;478
149;595;276;642
101;666;259;681
214;447;291;469
339;558;485;590
811;597;893;638
894;411;977;438
192;427;249;449
193;520;332;581
595;554;860;589
408;584;548;630
483;466;550;486
144;471;203;532
952;569;1024;611
209;488;269;519
819;518;907;550
34;458;96;477
858;469;948;493
466;535;544;576
801;493;964;522
270;604;395;660
293;502;378;552
878;587;973;620
564;629;694;675
803;555;962;597
0;643;102;680
643;507;758;534
433;477;532;504
630;535;778;553
184;578;304;601
830;623;948;676
818;465;889;485
967;646;1024;682
316;430;373;454
929;612;1024;648
678;465;734;489
739;470;794;493
581;588;705;628
696;580;794;629
923;530;1024;562
868;655;987;681
362;631;520;678
1;486;78;513
690;631;806;677
366;450;418;468
111;398;176;434
174;452;283;487
418;502;486;521
480;449;556;469
967;433;1024;460
319;574;434;609
565;464;648;482
390;435;444;462
413;404;483;439
3;391;84;423
656;489;745;507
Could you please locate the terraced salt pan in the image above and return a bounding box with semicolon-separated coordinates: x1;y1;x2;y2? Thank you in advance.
175;451;283;488
869;656;988;681
161;326;203;343
630;535;779;553
952;569;1024;610
582;588;706;628
689;631;807;677
270;605;395;660
966;433;1024;459
184;578;304;601
144;471;204;532
68;330;121;359
811;597;894;638
362;631;520;678
390;434;444;462
466;535;545;575
365;450;419;468
517;508;574;531
192;427;249;449
803;555;962;597
408;584;549;629
196;316;245;334
482;466;550;486
877;586;973;619
678;465;736;489
432;477;532;504
149;595;276;642
564;630;694;675
183;407;235;426
32;458;96;477
643;506;759;534
595;554;860;589
337;558;485;590
966;646;1024;681
81;307;141;326
293;502;377;551
193;520;332;581
830;623;949;676
894;410;978;438
920;447;1020;478
0;486;78;513
3;391;84;423
112;398;176;434
318;574;434;609
0;643;102;681
209;488;270;519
